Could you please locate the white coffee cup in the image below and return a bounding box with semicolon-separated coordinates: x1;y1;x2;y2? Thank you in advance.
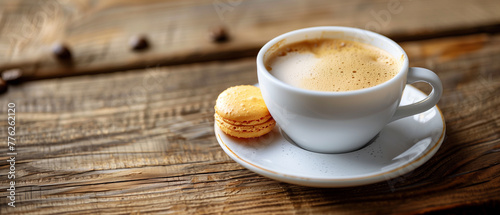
257;26;442;153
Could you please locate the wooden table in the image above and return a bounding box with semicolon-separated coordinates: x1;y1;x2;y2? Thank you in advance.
1;0;499;214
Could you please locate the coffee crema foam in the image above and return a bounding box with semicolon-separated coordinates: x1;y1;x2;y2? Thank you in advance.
265;39;402;92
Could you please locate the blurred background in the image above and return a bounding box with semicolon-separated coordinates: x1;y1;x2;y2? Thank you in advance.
1;0;499;81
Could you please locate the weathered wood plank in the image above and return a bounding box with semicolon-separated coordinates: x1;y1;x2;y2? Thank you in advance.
0;33;499;214
1;0;500;80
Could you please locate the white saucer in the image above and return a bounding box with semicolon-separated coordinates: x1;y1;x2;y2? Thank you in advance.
215;85;445;187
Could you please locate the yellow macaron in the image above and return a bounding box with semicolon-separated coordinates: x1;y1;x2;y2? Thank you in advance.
214;85;276;138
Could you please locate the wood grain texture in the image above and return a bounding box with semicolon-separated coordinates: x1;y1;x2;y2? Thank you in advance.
1;0;500;80
0;33;499;214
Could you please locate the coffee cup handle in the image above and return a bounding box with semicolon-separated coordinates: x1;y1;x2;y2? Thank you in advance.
390;67;443;122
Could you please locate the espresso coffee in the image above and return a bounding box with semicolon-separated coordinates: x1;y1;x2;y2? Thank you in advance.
265;38;402;92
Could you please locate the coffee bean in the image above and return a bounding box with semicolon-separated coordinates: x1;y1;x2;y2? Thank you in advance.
210;26;229;43
1;68;23;83
52;43;72;60
129;35;149;51
0;78;7;93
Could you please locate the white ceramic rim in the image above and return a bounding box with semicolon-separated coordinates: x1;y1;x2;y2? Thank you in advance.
256;26;410;97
